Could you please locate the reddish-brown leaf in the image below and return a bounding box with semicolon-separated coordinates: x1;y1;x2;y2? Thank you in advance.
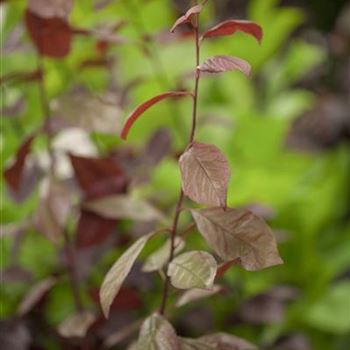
76;210;117;248
191;208;283;271
120;91;192;140
179;142;230;208
170;4;202;33
201;20;263;43
199;55;251;77
69;155;128;199
4;135;35;192
28;0;73;19
70;155;127;249
25;10;72;58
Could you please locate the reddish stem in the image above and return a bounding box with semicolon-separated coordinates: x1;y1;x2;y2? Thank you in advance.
159;9;201;315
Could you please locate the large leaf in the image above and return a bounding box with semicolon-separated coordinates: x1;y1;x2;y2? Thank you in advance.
120;91;192;140
167;251;217;289
179;142;230;208
84;194;164;222
199;56;251;77
176;285;222;307
201;20;263;43
191;208;283;271
100;232;154;318
137;313;180;350
170;4;202;33
199;333;258;350
142;237;185;273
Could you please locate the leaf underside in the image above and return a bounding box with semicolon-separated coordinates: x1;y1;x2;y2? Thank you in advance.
168;251;217;289
179;142;230;208
191;208;283;271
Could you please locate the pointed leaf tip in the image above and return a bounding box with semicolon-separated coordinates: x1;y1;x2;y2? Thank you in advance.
191;208;283;271
100;232;154;318
120;91;192;140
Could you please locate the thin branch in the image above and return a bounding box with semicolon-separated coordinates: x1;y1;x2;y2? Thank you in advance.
159;6;202;315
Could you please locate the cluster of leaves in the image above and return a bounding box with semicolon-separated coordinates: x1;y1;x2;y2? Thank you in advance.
2;0;350;350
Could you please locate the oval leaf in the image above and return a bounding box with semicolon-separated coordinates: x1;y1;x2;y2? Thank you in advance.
201;20;263;43
25;10;72;58
58;311;96;338
170;4;202;33
199;55;251;77
84;194;163;222
100;232;154;318
176;285;222;307
179;142;230;208
191;208;283;271
142;237;185;273
120;91;192;140
167;251;217;290
199;332;258;350
137;313;180;350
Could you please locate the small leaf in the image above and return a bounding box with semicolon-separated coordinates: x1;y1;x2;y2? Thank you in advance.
176;285;222;307
4;134;35;192
17;277;57;316
199;332;258;350
58;311;96;338
179;142;230;208
142;237;185;272
137;313;180;350
25;10;72;58
170;4;202;33
201;20;263;43
84;194;163;222
100;232;154;318
120;91;192;140
198;55;251;77
168;251;217;290
28;0;73;19
191;208;283;271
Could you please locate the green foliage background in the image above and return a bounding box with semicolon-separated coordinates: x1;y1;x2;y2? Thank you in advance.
1;0;349;349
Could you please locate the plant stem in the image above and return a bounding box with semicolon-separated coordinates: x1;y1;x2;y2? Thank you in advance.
159;13;201;315
37;56;83;312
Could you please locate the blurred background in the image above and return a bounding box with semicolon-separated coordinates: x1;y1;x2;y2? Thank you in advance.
1;0;350;349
